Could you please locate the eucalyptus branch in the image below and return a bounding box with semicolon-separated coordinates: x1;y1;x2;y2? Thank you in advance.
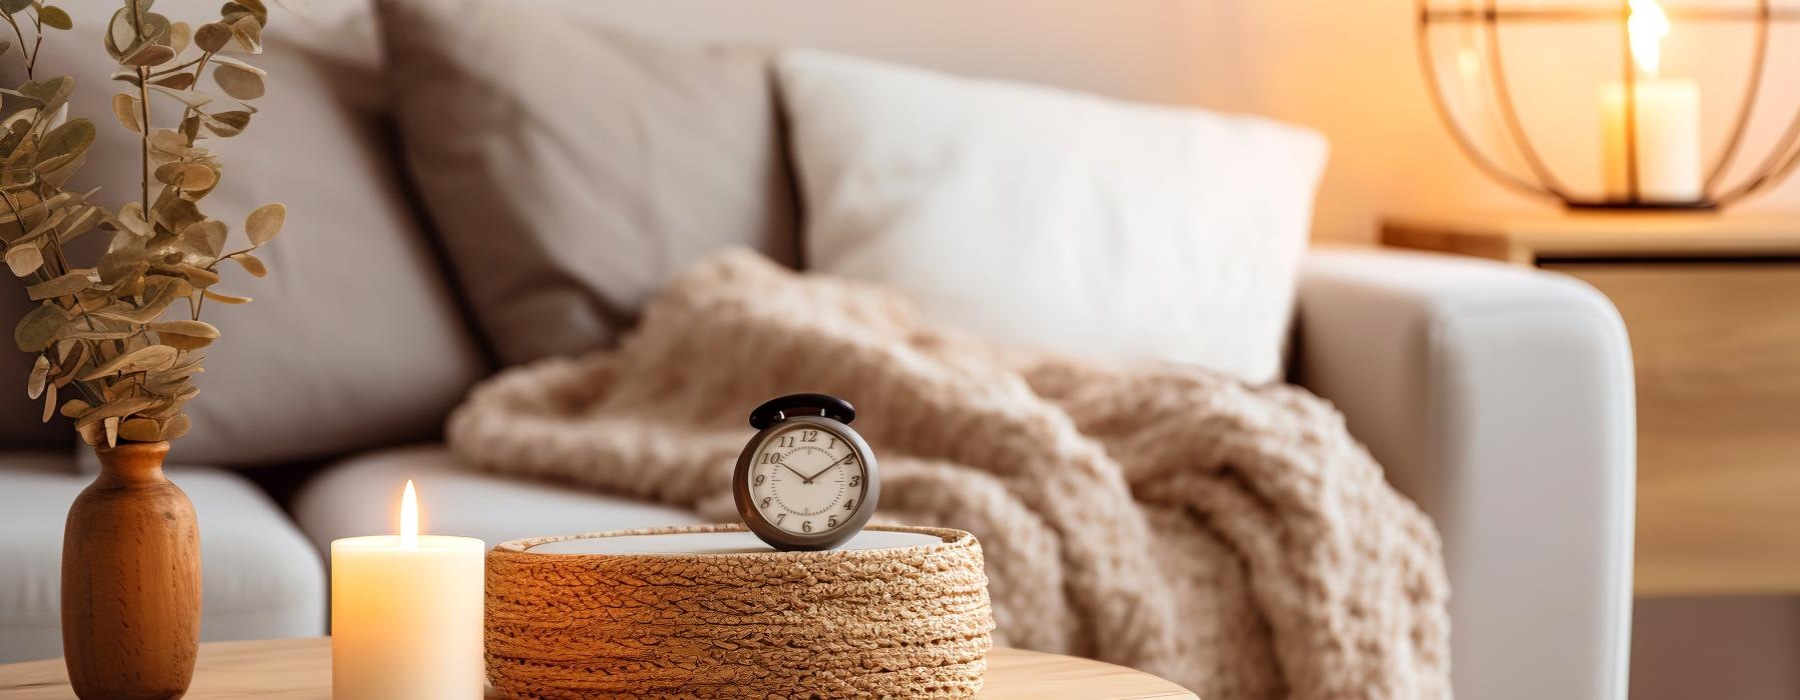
1;12;29;80
128;2;151;213
135;69;150;210
0;0;287;446
26;7;39;79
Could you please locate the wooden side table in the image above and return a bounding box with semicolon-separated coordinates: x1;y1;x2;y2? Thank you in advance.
1384;213;1800;597
0;637;1199;699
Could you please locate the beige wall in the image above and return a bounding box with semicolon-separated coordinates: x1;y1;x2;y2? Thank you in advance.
568;0;1800;242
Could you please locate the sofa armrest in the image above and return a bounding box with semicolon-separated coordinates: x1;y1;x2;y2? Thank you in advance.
1292;246;1635;700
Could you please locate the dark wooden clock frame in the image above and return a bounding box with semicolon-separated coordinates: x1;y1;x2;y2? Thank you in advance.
734;411;880;552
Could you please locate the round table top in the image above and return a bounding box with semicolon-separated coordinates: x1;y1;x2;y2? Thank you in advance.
0;637;1197;700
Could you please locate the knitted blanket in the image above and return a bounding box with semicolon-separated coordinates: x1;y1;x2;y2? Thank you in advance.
447;251;1451;699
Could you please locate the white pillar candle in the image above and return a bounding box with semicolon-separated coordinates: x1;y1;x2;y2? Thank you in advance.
1600;79;1701;202
331;481;486;700
1600;0;1702;203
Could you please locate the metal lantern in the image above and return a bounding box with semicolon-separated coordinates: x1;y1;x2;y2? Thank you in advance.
1418;0;1800;209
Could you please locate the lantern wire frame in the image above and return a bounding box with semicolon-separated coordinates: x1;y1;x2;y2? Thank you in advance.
1417;0;1800;209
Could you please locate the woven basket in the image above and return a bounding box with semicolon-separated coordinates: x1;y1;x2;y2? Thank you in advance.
485;524;995;699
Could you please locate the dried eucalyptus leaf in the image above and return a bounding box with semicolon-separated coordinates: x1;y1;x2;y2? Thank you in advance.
137;12;175;49
103;415;118;447
36;118;94;162
228;0;270;23
226;17;262;54
149;319;218;340
101;377;136;402
26;271;92;300
152;195;202;232
154;161;217;191
76;419;102;445
117;201;152;236
18;207;69;244
108;281;189;324
148;85;214;110
200;110;250;137
157;334;209;351
17;77;73;114
151;73;196;90
56;206;103;244
54;326;137;342
119;417;161;442
33;153;82;189
38;6;72;31
149;128;192;155
150;262;219;288
245;202;283;245
212;63;264;101
194;22;230;52
169;21;192;55
79;344;178;381
160;412;190;440
39;381;53;422
13;302;67;352
52;341;88;388
123;43;177;68
60;397;90;418
5;242;41;276
26;353;46;399
232;252;267;277
177;218;226;257
99;246;152;282
111;93;141;133
202;289;250;304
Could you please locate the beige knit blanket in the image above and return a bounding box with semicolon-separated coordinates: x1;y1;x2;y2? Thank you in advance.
447;251;1451;699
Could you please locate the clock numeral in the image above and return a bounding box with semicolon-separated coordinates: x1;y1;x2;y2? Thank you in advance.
829;438;839;449
844;498;856;510
778;436;796;448
849;476;860;487
775;514;786;525
802;430;819;443
828;515;839;528
761;496;772;508
760;452;778;464
753;474;765;486
802;520;813;533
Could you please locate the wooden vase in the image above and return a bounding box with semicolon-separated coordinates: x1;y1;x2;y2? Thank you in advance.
61;440;201;700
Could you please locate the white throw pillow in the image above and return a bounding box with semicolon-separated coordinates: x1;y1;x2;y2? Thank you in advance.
777;50;1328;384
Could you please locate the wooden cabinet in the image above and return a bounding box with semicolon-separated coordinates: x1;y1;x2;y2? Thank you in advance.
1384;214;1800;596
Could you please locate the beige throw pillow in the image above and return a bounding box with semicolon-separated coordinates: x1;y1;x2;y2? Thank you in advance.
779;50;1328;384
376;0;800;366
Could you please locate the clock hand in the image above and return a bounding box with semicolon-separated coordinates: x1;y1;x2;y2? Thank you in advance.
779;463;812;483
804;453;856;483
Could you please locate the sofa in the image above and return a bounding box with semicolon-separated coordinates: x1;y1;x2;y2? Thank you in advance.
0;2;1635;699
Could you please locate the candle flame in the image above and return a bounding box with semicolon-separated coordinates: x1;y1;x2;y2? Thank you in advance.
1628;0;1670;76
400;479;418;548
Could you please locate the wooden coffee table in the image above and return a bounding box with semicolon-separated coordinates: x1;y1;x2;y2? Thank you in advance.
0;637;1197;699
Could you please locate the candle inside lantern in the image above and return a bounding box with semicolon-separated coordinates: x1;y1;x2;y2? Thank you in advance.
1600;0;1701;202
331;481;485;699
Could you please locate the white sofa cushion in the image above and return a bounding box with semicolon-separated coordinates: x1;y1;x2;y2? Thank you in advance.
291;444;704;554
778;50;1328;383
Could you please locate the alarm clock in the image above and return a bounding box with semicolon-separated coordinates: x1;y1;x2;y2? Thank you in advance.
733;393;880;551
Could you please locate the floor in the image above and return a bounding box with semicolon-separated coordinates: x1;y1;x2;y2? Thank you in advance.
1630;596;1800;699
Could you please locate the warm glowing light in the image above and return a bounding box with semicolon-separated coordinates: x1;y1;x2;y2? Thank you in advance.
399;480;418;548
1456;46;1482;81
1628;0;1671;76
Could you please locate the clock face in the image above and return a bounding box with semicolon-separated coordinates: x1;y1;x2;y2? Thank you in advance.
747;423;870;537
